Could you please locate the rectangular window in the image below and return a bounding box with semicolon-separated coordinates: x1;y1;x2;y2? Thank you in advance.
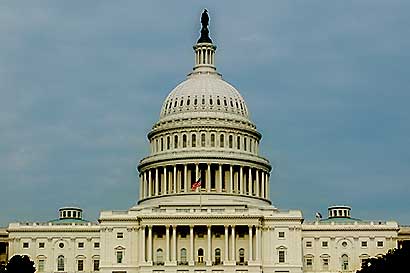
116;251;123;263
377;241;384;247
39;242;45;248
94;242;100;249
38;260;45;272
23;242;29;248
278;250;285;263
77;260;84;271
117;232;124;239
322;258;329;270
306;241;312;247
93;260;100;271
362;241;368;247
278;231;285;238
322;241;328;247
78;242;84;248
306;258;313;268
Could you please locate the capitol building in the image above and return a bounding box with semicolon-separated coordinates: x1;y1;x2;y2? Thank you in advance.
1;11;409;273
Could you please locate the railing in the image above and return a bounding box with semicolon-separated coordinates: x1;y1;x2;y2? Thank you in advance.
177;261;189;266
152;261;165;266
236;261;248;266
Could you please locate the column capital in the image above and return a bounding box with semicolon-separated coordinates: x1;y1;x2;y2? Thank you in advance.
165;224;170;228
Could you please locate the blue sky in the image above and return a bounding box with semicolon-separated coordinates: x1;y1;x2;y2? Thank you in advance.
1;1;409;226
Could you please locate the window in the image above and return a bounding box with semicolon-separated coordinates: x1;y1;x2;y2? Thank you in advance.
94;242;100;249
59;242;64;248
183;134;187;148
278;231;285;238
211;134;215;147
342;241;348;247
167;136;170;150
341;254;349;271
322;241;328;247
215;248;221;265
23;242;29;248
39;242;45;248
278;250;286;263
57;255;65;271
192;134;196;147
180;248;187;264
237;136;241;149
160;138;164;151
38;260;45;272
116;251;123;263
362;241;368;247
174;135;178;149
68;211;71;217
156;249;164;265
306;241;312;248
78;242;84;248
117;232;124;239
197;248;204;264
93;259;100;271
244;137;247;151
305;257;313;270
201;133;206;147
239;248;245;264
229;135;233;148
77;260;84;271
377;241;384;247
322;257;329;270
220;134;224;148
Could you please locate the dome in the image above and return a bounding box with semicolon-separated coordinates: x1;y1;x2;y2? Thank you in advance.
159;72;250;122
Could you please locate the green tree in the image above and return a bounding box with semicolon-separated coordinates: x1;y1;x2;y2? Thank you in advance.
6;255;35;273
357;244;410;273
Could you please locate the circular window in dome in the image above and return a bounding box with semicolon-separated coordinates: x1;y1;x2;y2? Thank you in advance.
342;241;347;248
59;242;64;248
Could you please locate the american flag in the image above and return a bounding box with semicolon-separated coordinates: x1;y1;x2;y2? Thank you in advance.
191;178;201;191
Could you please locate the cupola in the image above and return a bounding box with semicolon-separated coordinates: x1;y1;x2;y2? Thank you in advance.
328;205;351;218
59;207;83;220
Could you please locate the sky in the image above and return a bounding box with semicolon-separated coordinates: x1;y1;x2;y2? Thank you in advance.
1;0;409;226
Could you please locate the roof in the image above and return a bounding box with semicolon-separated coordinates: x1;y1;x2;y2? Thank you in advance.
319;217;364;223
48;218;89;224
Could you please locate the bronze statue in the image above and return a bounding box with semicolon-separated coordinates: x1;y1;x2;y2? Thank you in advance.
197;9;212;44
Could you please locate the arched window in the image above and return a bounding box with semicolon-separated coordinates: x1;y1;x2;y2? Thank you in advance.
202;97;205;105
57;255;64;271
183;134;187;148
341;254;349;271
244;137;247;151
237;136;241;149
201;133;206;147
239;248;245;264
180;99;183;106
167;136;170;150
215;248;221;265
217;98;221;105
156;249;164;265
211;134;215;147
187;99;190;106
277;246;287;263
249;139;253;152
229;135;233;148
210;98;213;105
192;134;196;147
194;98;197;105
304;255;314;270
160;138;164;151
197;248;204;264
220;134;224;148
174;135;178;149
180;248;187;265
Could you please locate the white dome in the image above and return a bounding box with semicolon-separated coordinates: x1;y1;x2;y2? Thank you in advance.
159;72;250;122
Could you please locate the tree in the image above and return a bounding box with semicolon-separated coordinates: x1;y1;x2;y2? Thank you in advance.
357;244;410;273
5;255;35;273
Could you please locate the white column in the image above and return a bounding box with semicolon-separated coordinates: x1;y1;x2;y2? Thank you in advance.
218;164;223;192
248;226;253;262
240;166;244;194
140;226;146;263
190;225;194;264
266;173;270;199
148;225;152;262
143;172;147;198
248;168;252;195
163;167;167;194
148;170;152;197
195;163;199;181
231;226;236;262
224;225;229;262
155;168;159;196
166;225;170;262
207;163;211;192
229;165;233;193
256;226;260;262
184;164;188;192
261;171;265;198
256;169;260;197
140;173;144;200
207;225;212;264
172;225;177;262
173;165;177;193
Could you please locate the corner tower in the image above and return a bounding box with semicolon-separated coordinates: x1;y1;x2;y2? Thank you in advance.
137;10;272;208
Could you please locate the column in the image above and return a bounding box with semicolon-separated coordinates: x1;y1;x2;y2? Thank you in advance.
190;225;194;264
256;226;260;262
229;165;233;193
155;168;159;196
173;165;177;193
140;173;144;200
143;172;147;198
184;164;188;192
148;225;153;262
163;167;167;194
248;168;252;195
218;164;223;192
207;225;212;264
166;225;170;262
224;225;229;262
248;225;253;261
266;173;270;199
240;166;244;194
207;163;211;192
256;169;260;197
172;225;177;262
148;170;152;197
140;226;146;263
261;171;265;198
231;226;236;262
